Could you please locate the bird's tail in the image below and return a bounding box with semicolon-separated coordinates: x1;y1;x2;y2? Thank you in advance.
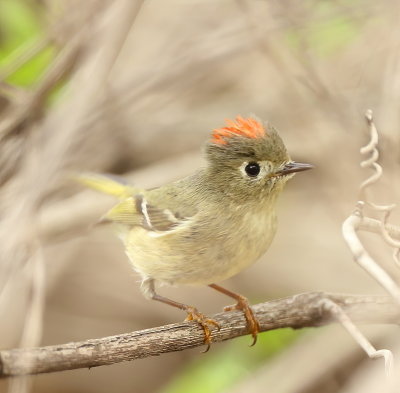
75;172;140;199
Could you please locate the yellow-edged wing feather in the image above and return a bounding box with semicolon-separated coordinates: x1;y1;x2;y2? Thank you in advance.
77;172;193;230
76;172;140;199
103;197;142;226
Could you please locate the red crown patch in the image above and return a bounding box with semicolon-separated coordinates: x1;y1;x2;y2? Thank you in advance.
211;116;266;145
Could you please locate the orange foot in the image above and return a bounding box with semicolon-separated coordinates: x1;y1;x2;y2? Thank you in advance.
224;295;260;346
185;307;220;352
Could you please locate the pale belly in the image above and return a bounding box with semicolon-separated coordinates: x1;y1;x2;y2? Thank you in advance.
121;210;278;286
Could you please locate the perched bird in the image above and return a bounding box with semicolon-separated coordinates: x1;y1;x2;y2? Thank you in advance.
79;116;312;350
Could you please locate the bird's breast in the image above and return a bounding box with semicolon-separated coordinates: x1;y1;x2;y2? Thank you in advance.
123;206;277;286
214;208;278;278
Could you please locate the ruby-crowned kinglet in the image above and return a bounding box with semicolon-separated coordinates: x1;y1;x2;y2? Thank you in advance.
79;116;312;349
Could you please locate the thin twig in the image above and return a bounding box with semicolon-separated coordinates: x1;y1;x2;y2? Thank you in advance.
359;217;400;241
321;298;393;376
0;292;398;378
343;212;400;305
343;110;400;306
359;109;384;205
360;110;400;262
340;109;400;374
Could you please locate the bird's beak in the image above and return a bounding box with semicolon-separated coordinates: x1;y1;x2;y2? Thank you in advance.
274;161;314;176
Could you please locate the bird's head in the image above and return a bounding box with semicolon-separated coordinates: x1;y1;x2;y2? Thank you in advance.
204;116;312;201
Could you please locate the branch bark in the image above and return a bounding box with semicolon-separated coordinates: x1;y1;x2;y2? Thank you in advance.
0;292;399;378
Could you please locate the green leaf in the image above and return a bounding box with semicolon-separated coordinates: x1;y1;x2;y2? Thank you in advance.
0;0;55;87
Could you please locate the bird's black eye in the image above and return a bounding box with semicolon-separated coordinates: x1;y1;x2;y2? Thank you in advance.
245;162;260;177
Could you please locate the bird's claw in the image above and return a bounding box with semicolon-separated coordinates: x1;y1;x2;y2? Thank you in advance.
223;296;260;346
185;306;220;352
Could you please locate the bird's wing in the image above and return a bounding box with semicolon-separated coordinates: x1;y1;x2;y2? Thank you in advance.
78;172;198;231
104;193;196;232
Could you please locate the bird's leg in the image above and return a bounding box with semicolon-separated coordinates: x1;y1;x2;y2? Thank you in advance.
142;279;220;351
209;283;260;346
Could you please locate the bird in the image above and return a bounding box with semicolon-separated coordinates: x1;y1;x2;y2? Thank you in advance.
78;115;313;350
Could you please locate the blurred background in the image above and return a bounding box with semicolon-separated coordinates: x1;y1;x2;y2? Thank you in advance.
0;0;399;392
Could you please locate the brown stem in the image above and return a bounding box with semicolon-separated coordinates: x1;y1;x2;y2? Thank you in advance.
0;292;398;378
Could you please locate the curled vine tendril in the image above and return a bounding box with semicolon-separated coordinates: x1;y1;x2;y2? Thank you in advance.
359;109;400;264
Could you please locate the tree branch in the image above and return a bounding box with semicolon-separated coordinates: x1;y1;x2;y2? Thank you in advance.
0;292;398;378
